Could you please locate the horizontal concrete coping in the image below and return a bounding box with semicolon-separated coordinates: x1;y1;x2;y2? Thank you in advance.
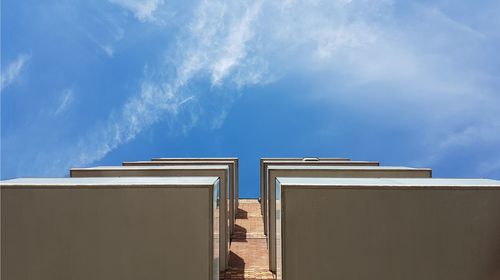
1;177;219;189
262;160;378;165
124;161;235;165
72;165;229;171
152;157;238;161
268;165;430;171
276;177;500;189
261;157;350;161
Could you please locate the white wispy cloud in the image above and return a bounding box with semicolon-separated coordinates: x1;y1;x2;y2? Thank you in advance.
53;88;75;116
175;0;266;87
209;1;262;85
32;0;500;176
1;54;31;91
69;81;195;168
61;0;266;169
80;13;124;58
424;6;486;39
100;44;115;57
109;0;164;22
249;0;500;168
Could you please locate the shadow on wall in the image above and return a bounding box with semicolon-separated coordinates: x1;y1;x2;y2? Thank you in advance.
232;224;248;241
236;208;248;219
228;251;245;270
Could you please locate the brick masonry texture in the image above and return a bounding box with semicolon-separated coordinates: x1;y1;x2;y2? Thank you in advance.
221;199;275;280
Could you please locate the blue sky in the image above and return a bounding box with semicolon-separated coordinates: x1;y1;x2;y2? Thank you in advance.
2;0;500;197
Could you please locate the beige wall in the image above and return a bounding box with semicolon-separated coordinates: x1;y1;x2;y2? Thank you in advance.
150;158;239;210
277;180;500;280
123;160;237;235
260;160;379;237
260;158;379;236
2;182;217;280
70;166;230;272
267;167;432;272
259;158;351;213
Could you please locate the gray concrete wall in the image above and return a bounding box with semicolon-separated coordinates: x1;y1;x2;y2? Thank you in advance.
260;160;379;237
267;166;432;272
1;177;219;280
122;160;237;239
70;166;230;271
150;158;239;210
259;158;351;212
276;178;500;280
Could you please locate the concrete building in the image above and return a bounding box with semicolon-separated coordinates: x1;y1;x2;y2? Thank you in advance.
259;157;350;212
260;159;379;235
2;156;500;280
265;165;432;272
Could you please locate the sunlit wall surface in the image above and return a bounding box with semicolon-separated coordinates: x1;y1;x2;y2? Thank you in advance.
275;179;282;280
213;179;220;280
275;178;500;280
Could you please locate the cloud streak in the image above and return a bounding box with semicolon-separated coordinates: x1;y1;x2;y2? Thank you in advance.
1;54;30;91
64;0;266;169
10;0;499;178
109;0;164;22
53;88;74;116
